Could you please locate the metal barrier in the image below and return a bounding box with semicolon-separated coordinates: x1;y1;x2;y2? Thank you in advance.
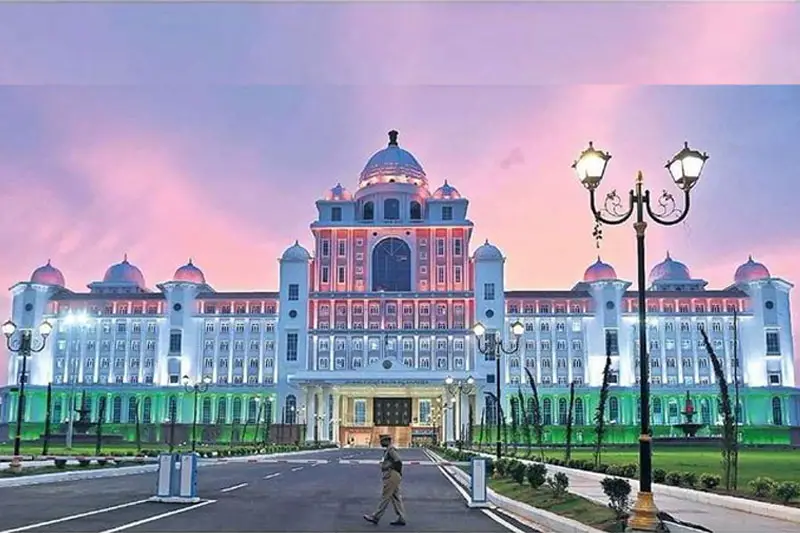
149;452;200;504
468;457;489;508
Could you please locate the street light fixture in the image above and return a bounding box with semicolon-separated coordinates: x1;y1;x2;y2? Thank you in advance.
444;375;477;445
3;319;52;461
471;320;524;460
183;374;212;452
62;311;90;450
572;140;708;533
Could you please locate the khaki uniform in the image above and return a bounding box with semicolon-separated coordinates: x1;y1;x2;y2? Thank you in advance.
371;444;407;522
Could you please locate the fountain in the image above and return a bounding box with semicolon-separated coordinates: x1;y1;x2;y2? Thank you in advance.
672;391;706;438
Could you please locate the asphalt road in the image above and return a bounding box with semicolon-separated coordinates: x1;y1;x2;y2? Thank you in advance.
0;448;539;533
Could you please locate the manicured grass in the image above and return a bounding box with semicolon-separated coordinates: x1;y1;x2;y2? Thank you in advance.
489;477;623;532
0;460;143;478
0;443;247;457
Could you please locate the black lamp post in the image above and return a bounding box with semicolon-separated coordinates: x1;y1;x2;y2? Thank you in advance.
572;140;708;532
445;375;476;446
183;374;211;452
2;320;53;464
472;320;524;460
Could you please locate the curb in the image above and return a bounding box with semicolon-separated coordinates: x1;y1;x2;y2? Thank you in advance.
428;450;605;533
469;450;800;526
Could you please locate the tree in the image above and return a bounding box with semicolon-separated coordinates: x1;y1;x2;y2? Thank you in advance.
523;367;544;458
509;396;519;455
478;406;486;448
467;401;475;446
594;352;613;468
565;380;576;462
731;308;741;490
133;397;142;453
700;326;736;491
517;387;532;457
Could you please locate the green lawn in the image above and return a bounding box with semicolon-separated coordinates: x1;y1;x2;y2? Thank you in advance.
0;443;251;457
519;446;800;486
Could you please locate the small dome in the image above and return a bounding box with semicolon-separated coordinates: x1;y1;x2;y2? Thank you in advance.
734;255;770;283
648;252;691;285
30;260;65;286
583;256;617;282
324;183;352;201
174;259;206;284
281;240;311;262
432;180;461;200
103;255;146;287
473;239;503;261
359;130;427;188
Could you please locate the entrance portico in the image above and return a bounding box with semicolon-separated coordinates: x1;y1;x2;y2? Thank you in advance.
288;362;483;447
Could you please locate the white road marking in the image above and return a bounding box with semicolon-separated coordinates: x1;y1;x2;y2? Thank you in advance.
97;499;216;533
0;500;150;533
291;466;303;472
481;509;529;533
263;472;281;480
220;482;249;493
311;462;320;467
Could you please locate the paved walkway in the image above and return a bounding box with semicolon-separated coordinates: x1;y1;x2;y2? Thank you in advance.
483;453;799;533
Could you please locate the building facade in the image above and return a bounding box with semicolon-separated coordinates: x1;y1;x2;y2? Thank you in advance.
2;131;799;446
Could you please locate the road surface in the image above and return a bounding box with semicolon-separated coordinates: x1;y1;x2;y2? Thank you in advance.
0;447;539;533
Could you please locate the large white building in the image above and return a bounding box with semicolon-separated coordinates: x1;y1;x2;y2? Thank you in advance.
2;131;798;446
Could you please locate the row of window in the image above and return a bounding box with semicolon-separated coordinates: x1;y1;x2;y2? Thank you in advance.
320;264;466;286
316;337;466;352
317;355;468;371
58;321;159;335
201;303;279;314
54;304;162;316
203;357;274;369
57;339;158;352
319;236;464;258
314;321;468;330
203;340;275;352
317;302;466;317
203;321;276;334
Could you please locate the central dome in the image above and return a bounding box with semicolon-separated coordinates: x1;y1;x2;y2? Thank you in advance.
359;130;427;188
103;255;146;287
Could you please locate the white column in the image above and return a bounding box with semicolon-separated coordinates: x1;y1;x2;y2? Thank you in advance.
304;388;315;442
332;392;340;444
322;387;331;441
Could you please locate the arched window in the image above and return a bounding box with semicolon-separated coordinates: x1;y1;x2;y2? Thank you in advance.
371;238;412;292
410;201;422;220
111;396;122;423
363;201;374;221
700;398;711;425
542;398;552;425
127;397;138;423
216;397;227;424
667;400;679;424
232;397;243;423
285;395;297;424
485;395;498;426
652;398;663;425
142;397;152;423
609;397;619;422
558;398;568;425
383;198;400;220
574;398;585;426
168;396;178;422
247;398;258;423
772;397;783;426
202;397;212;424
53;398;63;424
526;397;536;425
97;396;107;422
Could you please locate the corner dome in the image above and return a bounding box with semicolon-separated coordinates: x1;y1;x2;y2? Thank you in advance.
734;255;770;283
473;239;503;261
359;130;427;188
324;183;352;201
432;180;461;200
583;256;617;282
103;255;146;287
648;252;691;285
174;259;206;284
281;240;311;262
30;259;65;286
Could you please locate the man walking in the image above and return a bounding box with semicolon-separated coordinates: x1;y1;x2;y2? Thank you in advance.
364;434;407;527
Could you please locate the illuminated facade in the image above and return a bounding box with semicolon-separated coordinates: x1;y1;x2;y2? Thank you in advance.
1;131;798;446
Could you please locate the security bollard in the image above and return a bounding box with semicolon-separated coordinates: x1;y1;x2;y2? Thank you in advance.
149;452;200;504
468;456;490;508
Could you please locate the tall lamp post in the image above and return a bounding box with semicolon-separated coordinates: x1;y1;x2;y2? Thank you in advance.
2;320;53;463
572;141;708;532
444;375;476;445
183;375;211;452
472;320;524;460
62;311;89;450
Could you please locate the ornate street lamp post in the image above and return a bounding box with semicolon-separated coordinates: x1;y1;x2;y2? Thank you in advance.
471;320;524;460
445;375;476;446
183;375;211;452
572;140;708;532
2;319;52;464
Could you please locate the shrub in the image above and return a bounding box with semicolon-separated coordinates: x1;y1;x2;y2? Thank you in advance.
774;481;800;504
699;473;721;490
653;468;667;484
485;458;496;478
600;477;632;518
606;465;623;477
664;472;683;486
97;459;108;467
510;461;527;485
53;458;67;469
620;464;638;479
78;459;91;467
595;464;609;474
680;472;698;488
495;459;510;478
546;472;570;497
526;463;548;489
750;477;776;499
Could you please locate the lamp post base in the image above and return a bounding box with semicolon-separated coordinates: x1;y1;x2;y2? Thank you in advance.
9;456;22;473
626;491;661;532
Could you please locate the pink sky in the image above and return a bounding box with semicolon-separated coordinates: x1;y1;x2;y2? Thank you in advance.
1;3;799;383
